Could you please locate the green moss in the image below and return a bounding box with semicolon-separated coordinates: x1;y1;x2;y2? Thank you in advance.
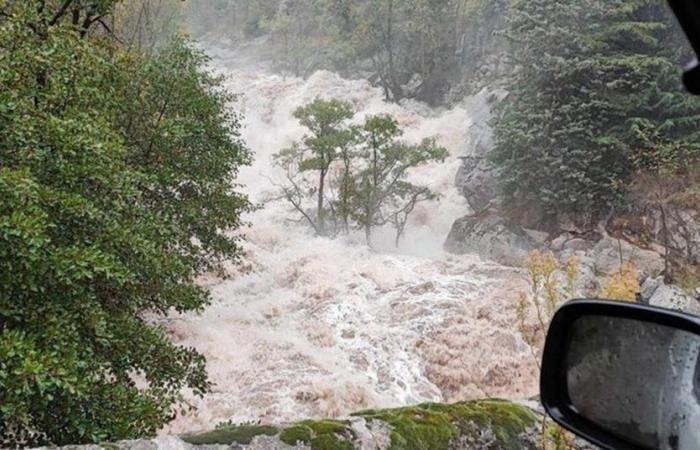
179;400;536;449
300;419;351;435
279;425;313;445
277;419;354;449
428;400;537;450
358;406;456;450
181;424;278;445
356;400;537;450
310;434;355;450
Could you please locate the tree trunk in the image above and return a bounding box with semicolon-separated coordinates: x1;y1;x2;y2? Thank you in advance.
341;159;351;233
659;204;672;283
365;137;379;247
318;169;326;235
385;0;403;101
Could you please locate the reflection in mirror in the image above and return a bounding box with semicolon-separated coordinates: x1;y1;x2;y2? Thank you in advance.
565;316;700;450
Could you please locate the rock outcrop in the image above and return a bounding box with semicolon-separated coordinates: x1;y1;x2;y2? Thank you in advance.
444;214;536;266
639;276;700;315
34;400;541;450
454;88;508;213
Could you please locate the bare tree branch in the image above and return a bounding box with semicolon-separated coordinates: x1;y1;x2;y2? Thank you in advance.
49;0;74;26
265;174;321;235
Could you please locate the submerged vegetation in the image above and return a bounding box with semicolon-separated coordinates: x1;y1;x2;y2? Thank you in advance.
275;98;447;246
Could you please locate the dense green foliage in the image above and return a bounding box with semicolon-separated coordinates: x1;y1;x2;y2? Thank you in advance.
492;0;700;224
275;98;447;245
0;1;250;446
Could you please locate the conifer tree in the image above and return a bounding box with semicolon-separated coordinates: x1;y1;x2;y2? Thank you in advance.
493;0;700;224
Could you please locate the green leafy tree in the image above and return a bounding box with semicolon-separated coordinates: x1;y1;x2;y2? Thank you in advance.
354;115;447;245
492;0;700;226
0;1;251;446
274;98;355;236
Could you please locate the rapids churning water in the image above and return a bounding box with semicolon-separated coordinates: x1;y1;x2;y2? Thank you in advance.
163;46;538;434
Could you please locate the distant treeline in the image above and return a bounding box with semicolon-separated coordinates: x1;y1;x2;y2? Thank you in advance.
186;0;510;104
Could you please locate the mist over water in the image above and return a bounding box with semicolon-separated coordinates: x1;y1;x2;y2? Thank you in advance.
162;44;538;434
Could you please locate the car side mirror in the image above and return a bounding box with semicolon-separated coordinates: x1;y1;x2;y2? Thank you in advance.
668;0;700;94
541;300;700;450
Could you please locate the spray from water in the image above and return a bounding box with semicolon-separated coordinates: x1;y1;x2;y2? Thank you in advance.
162;44;538;434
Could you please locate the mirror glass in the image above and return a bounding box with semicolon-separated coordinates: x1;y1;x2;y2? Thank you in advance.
565;315;700;450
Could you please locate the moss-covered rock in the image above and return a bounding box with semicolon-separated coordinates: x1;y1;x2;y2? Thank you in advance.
354;399;537;450
309;433;355;450
279;425;313;445
280;419;355;449
181;424;279;445
64;400;538;450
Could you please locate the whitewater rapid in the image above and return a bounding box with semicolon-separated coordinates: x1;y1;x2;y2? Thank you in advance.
162;46;538;434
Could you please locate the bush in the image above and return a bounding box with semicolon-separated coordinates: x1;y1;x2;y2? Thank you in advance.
602;263;640;302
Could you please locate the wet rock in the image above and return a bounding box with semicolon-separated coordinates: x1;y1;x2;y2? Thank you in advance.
590;236;664;278
454;88;508;212
444;214;536;266
550;232;600;253
402;73;424;99
639;276;700;315
649;208;700;264
456;156;501;212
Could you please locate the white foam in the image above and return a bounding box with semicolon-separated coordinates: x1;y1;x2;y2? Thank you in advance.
161;59;538;434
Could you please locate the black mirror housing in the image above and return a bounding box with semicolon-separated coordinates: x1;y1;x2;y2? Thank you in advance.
668;0;700;94
541;300;700;450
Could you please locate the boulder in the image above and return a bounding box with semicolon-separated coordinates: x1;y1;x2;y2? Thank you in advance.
454;88;508;212
639;277;700;315
444;214;536;266
651;208;700;264
455;156;501;212
590;236;665;278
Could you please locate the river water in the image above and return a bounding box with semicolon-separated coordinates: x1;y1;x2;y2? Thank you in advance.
162;46;537;434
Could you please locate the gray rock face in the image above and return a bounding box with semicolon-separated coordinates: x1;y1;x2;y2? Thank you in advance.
454;88;508;212
640;277;700;315
444;213;536;266
455;157;501;212
589;236;665;278
660;208;700;264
